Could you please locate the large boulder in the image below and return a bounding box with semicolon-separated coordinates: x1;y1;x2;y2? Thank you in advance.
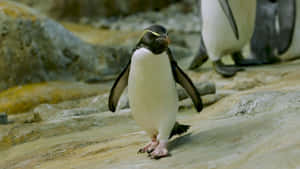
11;0;178;21
0;1;131;91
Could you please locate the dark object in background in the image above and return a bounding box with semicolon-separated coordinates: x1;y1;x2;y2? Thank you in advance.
189;0;257;77
248;0;280;65
276;0;296;55
0;112;8;125
13;0;181;21
249;0;295;64
191;0;296;71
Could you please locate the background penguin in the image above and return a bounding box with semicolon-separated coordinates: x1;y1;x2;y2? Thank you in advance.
249;0;280;65
189;0;257;77
108;25;203;159
249;0;295;64
277;0;300;61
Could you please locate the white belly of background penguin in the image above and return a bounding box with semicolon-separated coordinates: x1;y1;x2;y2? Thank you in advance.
191;0;257;77
202;0;256;60
128;48;178;140
108;25;203;159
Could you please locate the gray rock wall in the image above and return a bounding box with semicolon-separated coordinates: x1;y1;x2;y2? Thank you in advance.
0;1;131;91
11;0;179;21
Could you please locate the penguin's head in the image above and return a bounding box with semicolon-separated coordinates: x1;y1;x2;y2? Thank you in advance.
137;25;170;54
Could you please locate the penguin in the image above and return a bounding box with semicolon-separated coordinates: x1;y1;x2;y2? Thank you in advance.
108;25;203;159
248;0;296;65
248;0;280;65
277;0;299;61
251;0;297;61
189;0;257;77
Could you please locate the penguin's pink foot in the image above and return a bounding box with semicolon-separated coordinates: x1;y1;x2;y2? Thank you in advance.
150;141;169;159
138;140;159;154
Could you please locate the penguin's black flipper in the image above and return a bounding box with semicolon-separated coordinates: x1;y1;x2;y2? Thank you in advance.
108;61;131;112
218;0;239;40
277;0;296;55
167;48;203;112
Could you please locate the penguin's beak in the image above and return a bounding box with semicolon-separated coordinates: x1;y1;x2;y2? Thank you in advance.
157;35;170;46
161;35;171;45
166;36;171;45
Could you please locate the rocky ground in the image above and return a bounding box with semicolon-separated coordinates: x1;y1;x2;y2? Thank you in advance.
0;56;299;169
0;1;300;169
0;61;300;169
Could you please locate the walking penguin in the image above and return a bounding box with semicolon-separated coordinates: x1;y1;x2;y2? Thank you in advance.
108;25;203;159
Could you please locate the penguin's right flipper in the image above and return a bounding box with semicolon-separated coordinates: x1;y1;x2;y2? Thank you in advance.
218;0;239;40
168;49;203;112
108;61;131;112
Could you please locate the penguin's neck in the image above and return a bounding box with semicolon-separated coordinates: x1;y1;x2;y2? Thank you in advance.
136;43;166;55
132;47;166;61
130;47;171;83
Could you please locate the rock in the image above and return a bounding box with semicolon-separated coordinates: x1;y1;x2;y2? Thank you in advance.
0;81;110;115
178;82;215;100
24;113;42;123
0;1;131;91
179;94;224;111
11;0;175;21
1;61;300;169
0;112;8;124
62;23;196;70
100;3;201;33
225;77;261;91
226;91;300;117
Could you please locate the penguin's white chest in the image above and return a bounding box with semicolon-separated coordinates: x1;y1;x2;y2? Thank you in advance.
128;48;178;134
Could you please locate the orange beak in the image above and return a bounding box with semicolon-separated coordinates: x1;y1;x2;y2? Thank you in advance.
166;37;171;45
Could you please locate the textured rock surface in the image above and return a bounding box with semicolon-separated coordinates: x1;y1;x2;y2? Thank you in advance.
0;1;131;91
0;60;299;169
91;2;200;33
62;22;198;69
0;81;110;115
11;0;177;21
0;1;300;168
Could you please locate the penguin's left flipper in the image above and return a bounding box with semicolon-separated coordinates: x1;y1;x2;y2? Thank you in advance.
218;0;239;40
167;49;203;112
108;61;131;112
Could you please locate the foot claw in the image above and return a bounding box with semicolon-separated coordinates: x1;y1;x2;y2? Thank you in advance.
150;146;169;160
137;140;159;154
150;151;170;160
147;149;154;154
137;148;145;154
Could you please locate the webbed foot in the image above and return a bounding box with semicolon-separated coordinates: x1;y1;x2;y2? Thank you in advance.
149;141;170;160
138;139;159;154
213;60;244;77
